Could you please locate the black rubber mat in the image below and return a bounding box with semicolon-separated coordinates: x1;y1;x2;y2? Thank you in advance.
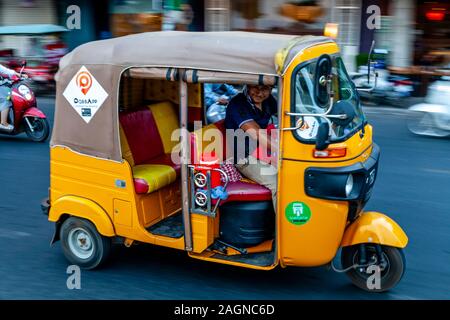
146;213;184;238
211;250;275;267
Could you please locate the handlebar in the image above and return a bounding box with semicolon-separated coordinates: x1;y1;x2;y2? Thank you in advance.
0;75;28;84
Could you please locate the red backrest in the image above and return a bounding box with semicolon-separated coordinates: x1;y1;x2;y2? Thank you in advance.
119;107;165;165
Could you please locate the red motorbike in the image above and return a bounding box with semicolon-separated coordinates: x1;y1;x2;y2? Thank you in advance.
0;61;49;142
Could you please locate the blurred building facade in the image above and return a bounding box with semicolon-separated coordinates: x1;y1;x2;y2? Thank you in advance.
205;0;448;72
0;0;448;72
0;0;57;54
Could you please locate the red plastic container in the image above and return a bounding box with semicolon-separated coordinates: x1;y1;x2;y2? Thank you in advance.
198;152;221;188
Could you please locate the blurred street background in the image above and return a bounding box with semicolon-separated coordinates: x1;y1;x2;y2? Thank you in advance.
0;0;449;299
0;96;449;299
1;0;449;99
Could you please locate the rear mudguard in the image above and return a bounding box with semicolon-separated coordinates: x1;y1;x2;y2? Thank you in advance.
23;107;46;119
341;211;408;248
48;195;115;244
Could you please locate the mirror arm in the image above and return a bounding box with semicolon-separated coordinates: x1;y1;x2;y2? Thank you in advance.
285;112;347;119
356;71;378;93
367;40;375;83
282;113;338;131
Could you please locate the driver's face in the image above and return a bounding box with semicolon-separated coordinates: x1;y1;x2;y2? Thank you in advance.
248;85;271;104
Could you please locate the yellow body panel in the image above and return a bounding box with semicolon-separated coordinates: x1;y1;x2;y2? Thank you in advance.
50;146;186;250
50;146;134;227
276;42;375;267
341;211;409;248
191;214;215;253
113;199;133;227
276;145;372;267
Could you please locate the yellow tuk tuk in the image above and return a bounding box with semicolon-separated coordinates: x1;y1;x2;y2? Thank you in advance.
43;31;408;292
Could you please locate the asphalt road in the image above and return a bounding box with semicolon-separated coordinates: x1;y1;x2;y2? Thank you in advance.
0;98;449;299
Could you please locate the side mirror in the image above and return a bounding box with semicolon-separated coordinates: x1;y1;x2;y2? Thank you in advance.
315;121;330;151
20;60;27;67
314;54;332;107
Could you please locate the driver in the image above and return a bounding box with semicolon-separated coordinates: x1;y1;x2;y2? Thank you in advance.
0;64;21;131
225;84;278;210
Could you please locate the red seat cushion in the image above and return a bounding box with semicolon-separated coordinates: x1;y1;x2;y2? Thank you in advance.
119;108;165;165
219;180;271;205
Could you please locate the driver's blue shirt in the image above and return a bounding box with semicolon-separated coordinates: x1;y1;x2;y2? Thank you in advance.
225;92;277;162
225;92;277;130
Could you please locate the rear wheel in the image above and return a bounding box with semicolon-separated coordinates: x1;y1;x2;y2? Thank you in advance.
341;244;406;292
24;117;50;142
60;217;111;270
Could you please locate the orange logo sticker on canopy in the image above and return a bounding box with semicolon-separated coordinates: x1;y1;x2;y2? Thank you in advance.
76;71;92;95
63;66;108;124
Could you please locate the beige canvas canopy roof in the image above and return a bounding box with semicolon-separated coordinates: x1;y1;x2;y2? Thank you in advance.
51;31;334;161
59;31;331;76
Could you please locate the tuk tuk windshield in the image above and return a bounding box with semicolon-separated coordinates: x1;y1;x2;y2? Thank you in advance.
293;56;365;141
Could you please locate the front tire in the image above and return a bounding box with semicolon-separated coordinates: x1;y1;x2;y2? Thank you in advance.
60;217;111;270
341;245;406;292
24;117;50;142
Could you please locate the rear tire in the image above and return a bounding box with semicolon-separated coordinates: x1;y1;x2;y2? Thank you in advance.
24;117;50;142
60;217;111;270
341;245;406;292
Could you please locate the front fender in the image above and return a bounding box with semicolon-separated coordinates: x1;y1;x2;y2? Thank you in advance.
49;195;115;237
24;107;46;118
341;211;408;248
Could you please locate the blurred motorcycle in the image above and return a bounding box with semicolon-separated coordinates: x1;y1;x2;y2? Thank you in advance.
352;68;414;106
407;78;450;137
0;61;50;142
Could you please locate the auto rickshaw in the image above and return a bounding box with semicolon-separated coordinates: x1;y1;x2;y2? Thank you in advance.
42;31;408;292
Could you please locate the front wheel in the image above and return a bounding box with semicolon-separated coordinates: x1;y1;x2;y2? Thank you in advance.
341;244;406;292
24;117;50;142
60;217;111;270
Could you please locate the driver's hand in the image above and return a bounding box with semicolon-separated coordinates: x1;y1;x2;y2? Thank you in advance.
22;74;29;79
217;98;229;104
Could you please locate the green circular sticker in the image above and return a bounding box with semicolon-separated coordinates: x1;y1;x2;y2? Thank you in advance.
285;201;311;225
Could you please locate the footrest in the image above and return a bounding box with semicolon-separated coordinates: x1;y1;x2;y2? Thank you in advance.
146;213;184;238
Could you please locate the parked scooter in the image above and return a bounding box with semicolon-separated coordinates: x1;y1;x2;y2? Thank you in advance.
0;61;49;142
407;78;450;137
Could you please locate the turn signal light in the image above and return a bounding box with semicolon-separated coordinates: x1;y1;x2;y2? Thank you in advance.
324;23;338;39
313;147;347;158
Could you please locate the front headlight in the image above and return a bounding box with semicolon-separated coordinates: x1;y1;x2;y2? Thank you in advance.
18;85;32;100
345;174;354;197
